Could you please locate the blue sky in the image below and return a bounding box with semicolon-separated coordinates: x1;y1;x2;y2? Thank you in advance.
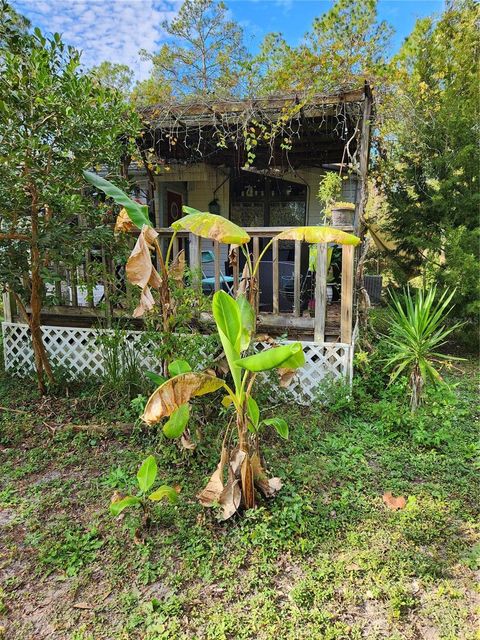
13;0;444;80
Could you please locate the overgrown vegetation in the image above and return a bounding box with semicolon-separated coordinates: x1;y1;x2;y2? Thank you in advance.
0;330;478;638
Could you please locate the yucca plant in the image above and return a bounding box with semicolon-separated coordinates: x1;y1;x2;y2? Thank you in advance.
385;286;462;411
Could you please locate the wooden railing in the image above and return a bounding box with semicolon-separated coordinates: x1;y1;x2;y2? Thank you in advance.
6;226;355;344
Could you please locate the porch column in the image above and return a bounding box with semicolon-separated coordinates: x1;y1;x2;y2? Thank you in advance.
341;245;354;344
314;243;327;343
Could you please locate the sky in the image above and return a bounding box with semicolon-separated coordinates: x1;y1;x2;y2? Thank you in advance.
12;0;445;81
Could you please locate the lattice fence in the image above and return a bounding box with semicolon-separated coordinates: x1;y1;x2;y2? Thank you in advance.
2;322;352;403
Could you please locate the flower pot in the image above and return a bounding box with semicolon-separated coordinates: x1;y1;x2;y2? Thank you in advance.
331;206;355;228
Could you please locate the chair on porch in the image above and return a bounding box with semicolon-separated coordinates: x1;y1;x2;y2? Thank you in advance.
201;250;234;295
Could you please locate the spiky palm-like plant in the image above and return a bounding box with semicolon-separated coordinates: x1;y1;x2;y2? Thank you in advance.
385;287;462;410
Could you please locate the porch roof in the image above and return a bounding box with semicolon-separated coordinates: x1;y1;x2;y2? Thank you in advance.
138;86;370;169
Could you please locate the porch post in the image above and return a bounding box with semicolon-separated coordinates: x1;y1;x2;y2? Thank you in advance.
341;245;354;344
190;233;201;293
314;243;327;343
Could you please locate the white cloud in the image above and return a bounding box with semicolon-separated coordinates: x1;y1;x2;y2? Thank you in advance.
13;0;181;80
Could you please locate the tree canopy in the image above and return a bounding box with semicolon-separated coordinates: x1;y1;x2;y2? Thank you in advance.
138;0;248;102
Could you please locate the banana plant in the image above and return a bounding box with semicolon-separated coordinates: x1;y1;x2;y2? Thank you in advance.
109;455;179;531
141;289;306;519
83;172;249;376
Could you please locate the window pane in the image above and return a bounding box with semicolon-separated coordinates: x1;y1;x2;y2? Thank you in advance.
269;202;306;226
230;203;264;227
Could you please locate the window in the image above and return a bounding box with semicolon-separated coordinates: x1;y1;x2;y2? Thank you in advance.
230;174;307;227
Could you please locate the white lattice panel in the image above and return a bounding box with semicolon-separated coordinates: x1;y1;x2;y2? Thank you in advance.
2;323;351;403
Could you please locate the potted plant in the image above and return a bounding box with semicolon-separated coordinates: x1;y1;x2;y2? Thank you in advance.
317;172;355;227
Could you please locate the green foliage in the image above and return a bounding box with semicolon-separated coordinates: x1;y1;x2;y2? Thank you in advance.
83;171;151;229
385;287;461;409
378;0;479;320
138;0;248;102
90;60;134;98
39;527;103;577
317;172;343;217
110;455;178;520
251;0;391;95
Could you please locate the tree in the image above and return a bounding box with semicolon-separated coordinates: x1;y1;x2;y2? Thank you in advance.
138;0;248;102
251;0;392;95
0;3;139;393
377;0;479;320
90;61;134;98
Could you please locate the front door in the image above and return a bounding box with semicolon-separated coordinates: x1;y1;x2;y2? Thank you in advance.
166;190;183;227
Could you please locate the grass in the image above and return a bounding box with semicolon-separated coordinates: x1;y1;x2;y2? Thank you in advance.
0;353;478;639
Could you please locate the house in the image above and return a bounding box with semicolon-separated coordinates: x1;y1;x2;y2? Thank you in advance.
3;85;372;399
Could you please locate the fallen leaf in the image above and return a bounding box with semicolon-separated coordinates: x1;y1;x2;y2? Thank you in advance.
180;432;196;451
382;491;407;511
72;602;91;610
110;491;125;504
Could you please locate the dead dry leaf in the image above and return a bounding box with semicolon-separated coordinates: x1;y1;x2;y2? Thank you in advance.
382;491;407;511
170;250;185;287
278;367;296;388
126;225;162;317
114;208;135;233
197;447;228;507
229;449;246;476
240;455;255;509
142;372;225;425
218;476;241;520
251;453;283;497
72;602;91;610
180;432;196;451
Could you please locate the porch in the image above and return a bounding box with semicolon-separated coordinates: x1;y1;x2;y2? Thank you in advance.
3;226;355;343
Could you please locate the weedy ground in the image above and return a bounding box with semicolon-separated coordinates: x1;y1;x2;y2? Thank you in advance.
0;349;478;639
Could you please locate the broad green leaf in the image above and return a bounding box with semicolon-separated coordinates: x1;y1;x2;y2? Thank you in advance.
236;343;305;372
280;345;306;369
263;417;289;440
145;370;167;386
148;485;179;504
237;294;255;351
247;397;260;432
163;403;190;438
212;291;242;391
172;211;250;244
168;359;192;377
83;171;151;229
137;455;157;493
212;291;242;349
110;495;141;516
276;226;360;246
142;372;225;425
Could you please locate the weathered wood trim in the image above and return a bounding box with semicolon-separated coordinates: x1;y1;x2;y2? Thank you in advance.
293;240;301;317
272;238;279;315
214;241;221;291
314;243;327;343
341;245;354;344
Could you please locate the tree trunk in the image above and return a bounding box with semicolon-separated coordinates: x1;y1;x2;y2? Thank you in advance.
29;188;55;394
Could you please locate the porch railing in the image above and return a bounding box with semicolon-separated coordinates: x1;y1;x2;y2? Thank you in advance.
5;226;355;345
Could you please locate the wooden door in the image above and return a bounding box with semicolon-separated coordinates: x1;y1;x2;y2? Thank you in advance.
166;190;183;227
